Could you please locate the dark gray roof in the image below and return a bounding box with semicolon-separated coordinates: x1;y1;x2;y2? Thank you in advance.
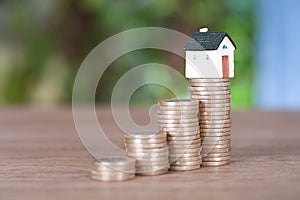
184;32;236;51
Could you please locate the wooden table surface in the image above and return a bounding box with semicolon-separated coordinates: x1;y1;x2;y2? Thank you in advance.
1;106;300;200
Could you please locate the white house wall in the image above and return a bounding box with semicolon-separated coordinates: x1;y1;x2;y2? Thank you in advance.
185;36;235;78
185;50;222;78
218;37;235;77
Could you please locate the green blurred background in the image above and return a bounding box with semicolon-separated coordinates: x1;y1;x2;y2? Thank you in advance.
0;0;253;108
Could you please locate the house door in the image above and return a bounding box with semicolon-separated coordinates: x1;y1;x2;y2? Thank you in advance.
222;55;229;78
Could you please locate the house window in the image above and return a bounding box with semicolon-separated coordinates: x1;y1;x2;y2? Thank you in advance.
193;55;196;60
206;55;210;60
223;45;228;49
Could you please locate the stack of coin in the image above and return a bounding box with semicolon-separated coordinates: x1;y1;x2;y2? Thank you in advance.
157;99;202;171
124;131;169;176
189;78;231;166
90;157;136;181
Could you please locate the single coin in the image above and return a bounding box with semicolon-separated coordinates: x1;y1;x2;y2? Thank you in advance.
136;164;170;172
192;95;231;100
168;138;201;145
168;142;201;149
165;130;200;137
172;156;201;162
157;113;199;119
190;82;230;87
157;118;199;124
200;123;231;129
169;152;200;158
127;152;168;158
200;119;231;124
158;105;199;111
201;127;231;132
157;110;199;115
200;103;231;108
188;86;229;91
202;160;230;166
136;160;169;167
171;160;202;166
190;90;231;96
201;135;231;140
168;134;200;141
90;173;135;182
199;110;230;115
125;142;167;149
200;115;230;120
162;126;199;132
201;148;231;155
169;165;200;171
91;165;135;174
124;138;166;144
124;131;166;139
126;146;168;153
169;148;201;154
198;100;231;105
200;107;231;112
204;152;231;158
189;78;230;83
159;122;199;128
202;143;231;149
159;99;199;106
201;139;231;146
202;156;231;162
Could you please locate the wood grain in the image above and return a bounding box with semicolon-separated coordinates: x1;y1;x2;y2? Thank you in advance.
1;106;300;200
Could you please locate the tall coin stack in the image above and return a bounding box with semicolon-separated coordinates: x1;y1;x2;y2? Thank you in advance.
90;157;136;181
157;99;202;171
124;131;170;176
189;78;231;166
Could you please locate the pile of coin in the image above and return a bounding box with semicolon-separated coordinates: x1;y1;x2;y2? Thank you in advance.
157;99;202;171
189;78;231;166
124;131;170;175
90;157;136;181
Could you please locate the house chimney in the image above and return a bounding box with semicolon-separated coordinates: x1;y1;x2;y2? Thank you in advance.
199;27;208;32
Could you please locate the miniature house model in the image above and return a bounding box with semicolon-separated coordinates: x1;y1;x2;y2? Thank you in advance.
184;29;236;78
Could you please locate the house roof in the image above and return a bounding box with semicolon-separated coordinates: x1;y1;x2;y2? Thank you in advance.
184;32;237;51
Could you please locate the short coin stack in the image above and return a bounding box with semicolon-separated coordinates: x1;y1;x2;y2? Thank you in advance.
157;99;202;171
189;78;231;166
124;131;169;175
90;157;136;181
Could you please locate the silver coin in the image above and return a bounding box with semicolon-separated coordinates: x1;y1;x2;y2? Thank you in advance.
190;90;231;96
190;82;230;87
157;118;199;124
192;95;231;100
165;130;200;137
201;140;231;146
200;115;230;120
200;107;231;112
198;99;231;104
171;160;202;166
188;86;229;91
126;146;168;153
199;102;231;108
136;164;170;171
124;131;166;139
203;152;231;158
94;157;136;168
134;156;169;162
201;126;231;132
124;138;166;144
201;133;231;138
127;152;168;158
158;105;199;111
157;114;199;120
161;126;199;132
168;138;201;145
189;78;230;83
136;160;169;167
168;143;201;150
202;143;231;149
125;142;167;149
168;134;200;141
201;123;231;129
172;156;201;162
201;147;231;154
202;156;231;162
201;135;231;140
201;160;230;166
159;122;199;128
159;99;199;106
169;152;200;158
169;148;201;154
90;172;135;181
157;110;199;115
200;119;231;124
169;165;200;171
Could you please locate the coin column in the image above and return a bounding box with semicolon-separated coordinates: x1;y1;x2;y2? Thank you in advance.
157;99;202;171
189;78;231;166
124;132;170;176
